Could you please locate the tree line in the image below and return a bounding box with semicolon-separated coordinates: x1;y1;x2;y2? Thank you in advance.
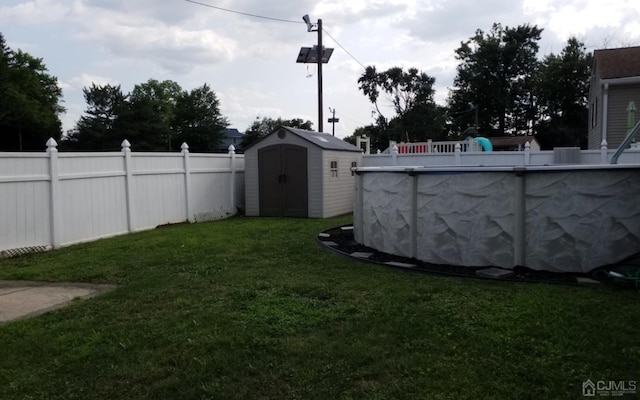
348;23;593;150
0;33;64;151
64;80;228;152
1;23;595;152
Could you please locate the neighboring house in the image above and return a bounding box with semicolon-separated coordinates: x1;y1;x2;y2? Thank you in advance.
220;128;245;153
588;46;640;149
488;136;540;151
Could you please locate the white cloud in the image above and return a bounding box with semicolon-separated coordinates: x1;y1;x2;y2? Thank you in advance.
523;0;640;44
64;73;115;91
0;0;71;24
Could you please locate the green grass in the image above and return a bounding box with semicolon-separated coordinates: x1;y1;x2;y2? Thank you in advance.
0;216;638;400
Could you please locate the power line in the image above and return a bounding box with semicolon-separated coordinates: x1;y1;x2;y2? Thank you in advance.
185;0;303;24
185;0;372;129
185;1;369;70
322;28;367;70
335;110;370;127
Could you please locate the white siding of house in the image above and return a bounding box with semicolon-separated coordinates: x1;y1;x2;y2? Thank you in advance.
588;76;604;149
607;83;640;148
321;151;362;218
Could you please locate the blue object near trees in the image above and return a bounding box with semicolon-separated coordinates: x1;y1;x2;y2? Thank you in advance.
474;137;493;152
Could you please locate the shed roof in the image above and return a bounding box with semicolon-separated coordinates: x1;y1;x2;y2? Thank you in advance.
248;126;362;152
593;46;640;79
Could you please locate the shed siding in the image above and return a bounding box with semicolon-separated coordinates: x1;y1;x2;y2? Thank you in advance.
607;84;640;148
244;127;362;218
307;148;323;218
321;152;362;218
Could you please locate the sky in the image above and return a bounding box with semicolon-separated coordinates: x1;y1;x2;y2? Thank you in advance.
2;0;640;141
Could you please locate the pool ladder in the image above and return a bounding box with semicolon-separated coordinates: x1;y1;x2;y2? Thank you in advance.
610;120;640;164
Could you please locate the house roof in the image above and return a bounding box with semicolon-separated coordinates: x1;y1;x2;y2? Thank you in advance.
248;126;362;152
488;136;538;147
224;128;244;139
593;46;640;79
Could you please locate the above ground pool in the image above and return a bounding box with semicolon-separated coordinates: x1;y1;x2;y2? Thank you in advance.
353;164;640;274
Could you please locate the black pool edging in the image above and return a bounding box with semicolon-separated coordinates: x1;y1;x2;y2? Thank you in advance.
316;225;610;287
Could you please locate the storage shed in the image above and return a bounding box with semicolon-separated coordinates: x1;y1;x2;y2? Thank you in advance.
244;126;362;218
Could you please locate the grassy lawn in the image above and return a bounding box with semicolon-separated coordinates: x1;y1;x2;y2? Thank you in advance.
0;216;638;400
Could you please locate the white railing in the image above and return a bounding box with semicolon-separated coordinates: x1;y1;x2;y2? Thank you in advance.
0;139;245;255
364;141;640;167
383;139;482;154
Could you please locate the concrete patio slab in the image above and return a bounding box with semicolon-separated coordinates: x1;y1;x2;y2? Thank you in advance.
0;280;116;324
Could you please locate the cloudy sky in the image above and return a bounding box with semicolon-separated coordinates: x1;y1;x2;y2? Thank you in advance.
2;0;640;140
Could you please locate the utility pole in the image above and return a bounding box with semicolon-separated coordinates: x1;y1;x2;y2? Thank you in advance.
317;18;323;133
299;15;333;133
328;107;339;136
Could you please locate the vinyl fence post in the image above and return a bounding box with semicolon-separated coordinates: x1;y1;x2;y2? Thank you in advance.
600;140;608;164
391;144;398;166
47;138;61;248
524;142;531;165
182;143;193;222
455;143;462;165
229;145;236;214
121;139;134;232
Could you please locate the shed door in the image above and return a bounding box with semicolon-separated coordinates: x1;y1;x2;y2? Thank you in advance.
258;144;308;217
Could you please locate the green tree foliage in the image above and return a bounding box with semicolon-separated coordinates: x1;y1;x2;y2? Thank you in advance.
449;23;543;137
172;83;229;152
127;79;182;150
0;35;9;122
65;81;228;152
534;38;592;149
241;117;313;148
343;125;388;153
64;83;128;150
357;66;446;143
0;33;65;151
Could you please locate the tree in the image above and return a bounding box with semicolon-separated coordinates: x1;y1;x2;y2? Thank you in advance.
127;79;182;150
449;23;543;137
357;66;446;143
343;124;388;153
534;38;592;148
0;33;65;151
0;34;9;123
63;83;128;150
241;117;313;148
171;84;228;152
66;80;229;152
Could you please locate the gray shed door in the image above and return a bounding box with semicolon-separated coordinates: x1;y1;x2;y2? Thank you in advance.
258;144;308;217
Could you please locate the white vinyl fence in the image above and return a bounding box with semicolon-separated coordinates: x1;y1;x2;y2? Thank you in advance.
363;142;640;167
0;139;244;256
